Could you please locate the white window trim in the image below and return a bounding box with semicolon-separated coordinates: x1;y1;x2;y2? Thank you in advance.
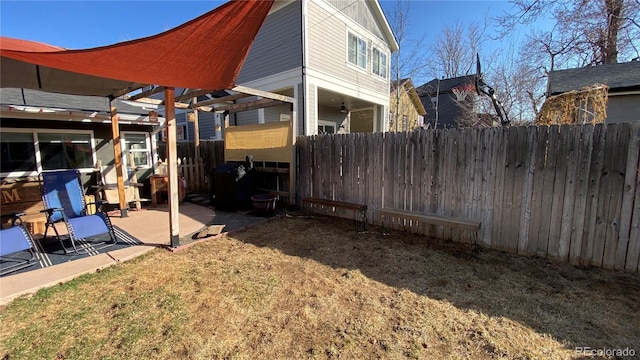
317;120;337;135
1;128;96;178
121;131;152;169
346;30;368;74
371;46;389;80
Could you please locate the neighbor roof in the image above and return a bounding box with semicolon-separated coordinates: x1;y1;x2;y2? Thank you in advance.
416;75;476;96
548;61;640;95
0;0;274;98
0;88;155;115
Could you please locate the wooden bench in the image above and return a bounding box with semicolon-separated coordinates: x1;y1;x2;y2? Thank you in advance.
301;197;367;232
379;208;482;254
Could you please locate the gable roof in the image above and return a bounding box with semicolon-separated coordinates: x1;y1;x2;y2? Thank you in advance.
370;0;399;52
416;75;475;96
548;61;640;95
0;0;274;98
390;78;426;115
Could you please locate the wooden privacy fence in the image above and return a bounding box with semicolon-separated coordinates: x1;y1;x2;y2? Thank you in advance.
158;157;208;192
157;140;225;173
296;123;640;271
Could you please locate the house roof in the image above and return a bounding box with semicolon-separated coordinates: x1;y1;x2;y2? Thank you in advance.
0;0;274;97
0;88;155;115
416;75;476;96
548;61;640;95
371;1;399;52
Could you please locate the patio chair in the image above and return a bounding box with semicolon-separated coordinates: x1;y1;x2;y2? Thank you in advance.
0;212;40;276
41;169;117;254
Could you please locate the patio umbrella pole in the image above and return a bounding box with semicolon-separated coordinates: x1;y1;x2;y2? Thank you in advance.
165;88;180;247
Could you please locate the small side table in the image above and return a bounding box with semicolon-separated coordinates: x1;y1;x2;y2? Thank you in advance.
150;175;168;207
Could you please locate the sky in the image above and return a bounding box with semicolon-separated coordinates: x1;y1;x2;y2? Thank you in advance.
0;0;524;85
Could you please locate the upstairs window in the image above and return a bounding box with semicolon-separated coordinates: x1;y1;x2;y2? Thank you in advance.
348;32;367;69
372;47;387;78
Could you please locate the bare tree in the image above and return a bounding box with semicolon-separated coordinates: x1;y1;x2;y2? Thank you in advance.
496;0;640;65
388;0;427;131
424;18;488;79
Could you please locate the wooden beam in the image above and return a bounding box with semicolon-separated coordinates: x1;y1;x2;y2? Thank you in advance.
109;101;128;218
191;92;251;107
112;84;147;99
132;97;163;105
174;89;217;103
231;85;295;103
192;97;201;165
129;86;165;100
134;97;190;109
164;88;180;247
218;99;286;113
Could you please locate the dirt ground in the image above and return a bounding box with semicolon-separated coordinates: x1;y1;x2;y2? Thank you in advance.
1;214;639;359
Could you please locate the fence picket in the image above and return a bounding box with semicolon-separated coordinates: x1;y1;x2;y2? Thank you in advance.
558;126;580;260
569;125;594;265
161;123;638;272
582;124;606;266
603;124;629;269
622;123;640;271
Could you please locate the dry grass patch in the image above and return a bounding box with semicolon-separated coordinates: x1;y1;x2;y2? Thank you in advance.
1;215;638;359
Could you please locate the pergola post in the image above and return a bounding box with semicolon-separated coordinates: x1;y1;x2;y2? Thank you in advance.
192;97;200;160
110;101;128;218
165;88;180;247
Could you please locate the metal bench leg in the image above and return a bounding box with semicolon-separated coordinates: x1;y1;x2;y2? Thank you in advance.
471;231;480;256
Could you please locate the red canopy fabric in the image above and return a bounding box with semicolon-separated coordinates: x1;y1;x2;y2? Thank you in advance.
0;0;274;97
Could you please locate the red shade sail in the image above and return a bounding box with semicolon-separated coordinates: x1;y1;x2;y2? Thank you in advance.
0;0;274;97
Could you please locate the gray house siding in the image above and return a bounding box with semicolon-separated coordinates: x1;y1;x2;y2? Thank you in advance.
307;1;388;95
236;2;303;84
234;110;259;126
195;111;218;140
607;95;640;123
264;102;292;123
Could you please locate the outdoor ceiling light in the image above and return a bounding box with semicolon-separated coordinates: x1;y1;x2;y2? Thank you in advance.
340;102;348;113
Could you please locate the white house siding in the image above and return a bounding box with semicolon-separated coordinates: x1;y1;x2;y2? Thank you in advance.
232;0;393;136
305;0;391;135
307;84;317;135
306;0;390;97
324;0;385;41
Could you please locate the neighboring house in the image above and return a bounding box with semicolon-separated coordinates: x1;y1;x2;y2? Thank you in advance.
547;60;640;124
417;75;476;129
389;78;426;132
229;0;398;136
0;88;161;186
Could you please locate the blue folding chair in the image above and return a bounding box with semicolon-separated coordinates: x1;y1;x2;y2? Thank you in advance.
0;212;39;276
41;169;117;254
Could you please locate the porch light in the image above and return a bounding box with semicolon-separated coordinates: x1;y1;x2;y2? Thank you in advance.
340;102;348;113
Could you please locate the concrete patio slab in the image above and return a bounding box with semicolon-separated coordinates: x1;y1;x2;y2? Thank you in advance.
0;201;275;306
0;203;215;306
